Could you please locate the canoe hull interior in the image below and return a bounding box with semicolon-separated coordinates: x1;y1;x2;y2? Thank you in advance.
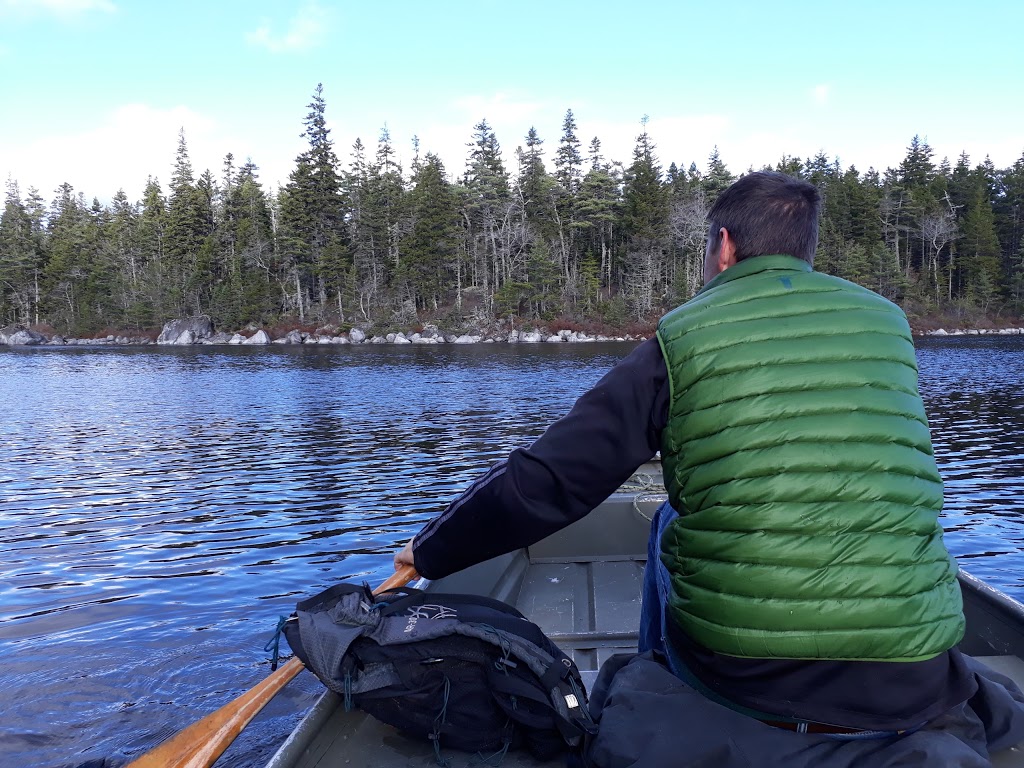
267;480;1024;767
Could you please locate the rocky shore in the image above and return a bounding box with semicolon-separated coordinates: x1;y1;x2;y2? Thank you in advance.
4;317;1023;348
919;328;1024;336
0;317;646;347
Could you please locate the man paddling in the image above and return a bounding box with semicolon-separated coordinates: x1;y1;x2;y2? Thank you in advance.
396;172;1024;763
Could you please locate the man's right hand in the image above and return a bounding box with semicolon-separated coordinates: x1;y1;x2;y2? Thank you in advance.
394;539;415;571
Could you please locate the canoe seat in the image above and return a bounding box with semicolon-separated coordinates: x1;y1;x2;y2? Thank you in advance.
512;558;645;682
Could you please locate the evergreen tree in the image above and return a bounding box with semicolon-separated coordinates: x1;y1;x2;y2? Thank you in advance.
400;153;461;311
367;126;405;278
137;177;167;322
342;129;406;320
899;135;936;189
525;239;561;319
621;119;669;317
703;146;735;203
1008;239;1024;312
190;168;218;314
279;83;347;320
576;160;620;296
164;129;210;316
587;137;604;171
0;180;44;325
463;118;511;302
517;127;548;224
775;155;805;177
994;151;1024;274
106;188;145;328
344;136;382;320
961;181;1003;306
553;109;583;195
79;195;118;329
551;111;585;288
214;160;276;327
43;183;88;330
515;127;564;295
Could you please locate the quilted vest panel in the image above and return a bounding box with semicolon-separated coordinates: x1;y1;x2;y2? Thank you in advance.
656;255;964;661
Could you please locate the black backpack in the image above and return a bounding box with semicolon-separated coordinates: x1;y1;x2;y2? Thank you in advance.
283;582;594;763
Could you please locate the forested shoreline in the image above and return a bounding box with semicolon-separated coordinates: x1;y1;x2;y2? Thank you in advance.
2;84;1023;339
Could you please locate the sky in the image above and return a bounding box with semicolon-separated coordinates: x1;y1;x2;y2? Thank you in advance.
0;0;1022;205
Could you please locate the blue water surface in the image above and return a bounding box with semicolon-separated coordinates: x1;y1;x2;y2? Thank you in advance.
1;337;1022;767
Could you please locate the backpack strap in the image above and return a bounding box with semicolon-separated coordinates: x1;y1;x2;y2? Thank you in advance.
374;586;427;615
487;666;561;721
541;658;572;689
487;662;595;740
296;582;372;612
377;590;531;621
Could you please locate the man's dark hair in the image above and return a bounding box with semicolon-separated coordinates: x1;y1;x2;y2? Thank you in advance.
706;171;821;264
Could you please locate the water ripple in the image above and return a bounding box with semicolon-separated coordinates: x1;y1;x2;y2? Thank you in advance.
1;338;1022;767
916;337;1024;593
0;344;624;766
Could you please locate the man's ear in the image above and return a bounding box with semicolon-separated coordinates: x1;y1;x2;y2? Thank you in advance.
717;228;738;273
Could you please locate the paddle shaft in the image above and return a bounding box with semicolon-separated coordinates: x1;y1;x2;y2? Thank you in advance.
127;564;419;768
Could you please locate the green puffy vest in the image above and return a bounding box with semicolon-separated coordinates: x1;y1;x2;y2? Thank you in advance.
656;255;964;661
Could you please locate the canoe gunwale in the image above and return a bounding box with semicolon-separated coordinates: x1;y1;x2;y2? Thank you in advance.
958;570;1024;658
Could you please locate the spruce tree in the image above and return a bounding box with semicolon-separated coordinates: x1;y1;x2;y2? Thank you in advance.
463;119;511;300
576;159;620;295
344;137;380;319
369;126;405;275
994;151;1024;269
214;160;276;327
106;188;145;328
279;83;347;320
622;119;669;317
400;153;460;311
163;130;212;316
961;182;1003;306
0;180;43;325
553;109;583;195
136;177;167;321
703;146;735;203
587;137;604;171
43;184;87;331
518;127;548;224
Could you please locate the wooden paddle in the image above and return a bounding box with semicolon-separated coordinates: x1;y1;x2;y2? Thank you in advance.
127;564;419;768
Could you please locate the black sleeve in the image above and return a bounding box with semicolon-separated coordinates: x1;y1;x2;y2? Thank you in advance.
412;337;670;580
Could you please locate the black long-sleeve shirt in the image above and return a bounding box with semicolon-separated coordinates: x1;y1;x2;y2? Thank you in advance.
413;338;669;577
412;338;976;730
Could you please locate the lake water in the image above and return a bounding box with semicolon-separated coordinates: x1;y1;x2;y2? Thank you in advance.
1;338;1023;767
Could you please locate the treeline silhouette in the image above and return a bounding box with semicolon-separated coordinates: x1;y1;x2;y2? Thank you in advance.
2;85;1022;336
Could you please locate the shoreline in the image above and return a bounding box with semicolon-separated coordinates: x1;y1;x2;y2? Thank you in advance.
0;322;649;348
916;327;1024;337
3;320;1023;348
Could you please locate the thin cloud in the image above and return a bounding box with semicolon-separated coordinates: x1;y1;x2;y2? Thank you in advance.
0;0;116;17
583;113;733;169
812;84;830;105
0;103;218;201
247;2;330;54
452;92;544;129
